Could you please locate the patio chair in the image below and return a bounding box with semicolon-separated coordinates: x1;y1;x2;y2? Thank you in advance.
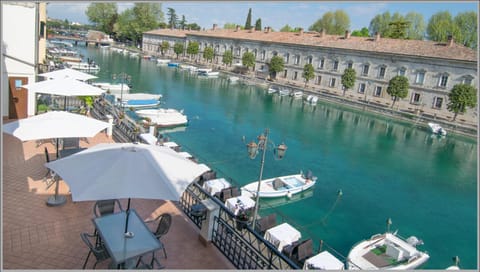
230;186;241;197
220;188;233;202
254;213;277;235
285;239;314;267
81;232;111;269
138;213;172;268
93;199;124;218
43;147;57;189
61;137;80;150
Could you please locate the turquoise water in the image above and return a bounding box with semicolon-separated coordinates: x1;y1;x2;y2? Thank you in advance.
80;46;478;269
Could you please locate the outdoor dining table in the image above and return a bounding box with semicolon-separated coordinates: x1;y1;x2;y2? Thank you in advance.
92;209;161;268
303;250;345;270
203;178;231;196
264;222;301;251
225;195;255;216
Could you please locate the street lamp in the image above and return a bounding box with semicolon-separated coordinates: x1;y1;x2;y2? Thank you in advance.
246;128;287;228
112;72;131;112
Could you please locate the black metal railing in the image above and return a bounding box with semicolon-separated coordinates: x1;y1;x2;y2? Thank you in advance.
179;182;299;269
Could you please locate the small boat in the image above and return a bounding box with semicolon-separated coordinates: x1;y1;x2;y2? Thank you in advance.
135;108;188;127
197;68;212;74
167;62;179;67
278;88;291;96
64;61;100;72
305;95;318;104
290;90;303;99
93;82;131;94
241;172;316;198
228;76;240;82
118;93;162;108
267;85;279;94
198;69;219;76
157;59;171;64
347;232;429;270
428;122;447;136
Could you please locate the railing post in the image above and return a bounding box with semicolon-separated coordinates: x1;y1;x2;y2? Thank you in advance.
199;198;220;246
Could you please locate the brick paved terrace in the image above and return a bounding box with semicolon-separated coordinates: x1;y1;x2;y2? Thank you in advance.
2;124;234;269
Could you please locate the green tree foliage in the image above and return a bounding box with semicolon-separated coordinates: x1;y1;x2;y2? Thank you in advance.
203;46;214;62
351;27;370;37
426;11;460;42
186;23;201;31
224;23;237;29
255;18;262;31
173;42;184;59
405;12;426;40
85;3;118;34
160;41;170;55
447;84;477;121
245;8;252;29
268;56;284;79
115;3;163;45
242;52;256;70
222;50;233;66
186;41;199;59
341;68;356;96
369;11;392;37
167;8;178;29
454;11;477;48
179;15;187;30
388;20;410;39
302;64;315;87
280;24;293;32
309;10;350;35
386;75;409;108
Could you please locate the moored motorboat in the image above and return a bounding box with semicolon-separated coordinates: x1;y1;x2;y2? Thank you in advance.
93;82;131;94
157;58;171;65
64;61;100;72
290;90;303;99
198;69;219;76
347;232;429;270
305;94;318;104
167;62;179;67
428;122;447;136
241;172;316;198
278;88;291;96
268;85;280;94
117;93;162;108
135;108;188;127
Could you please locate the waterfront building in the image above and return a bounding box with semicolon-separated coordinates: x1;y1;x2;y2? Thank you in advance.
142;25;478;123
1;2;47;119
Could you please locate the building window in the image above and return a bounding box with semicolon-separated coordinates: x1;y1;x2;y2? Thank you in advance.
315;75;322;85
294;55;300;65
433;97;443;109
398;67;406;76
362;64;369;76
329;78;336;87
253;49;257;58
358;83;366;94
307;56;313;64
379;66;386;78
374;86;382;96
318;59;325;69
235;47;241;57
283;70;288;78
293;71;298;80
411;93;421;104
261;50;266;60
284;53;289;64
333;60;339;71
347;62;353;69
462;76;473;85
438;74;448;87
415;71;425;84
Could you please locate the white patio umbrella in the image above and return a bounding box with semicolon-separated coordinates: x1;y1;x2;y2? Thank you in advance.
3;111;110;206
38;68;98;81
45;142;210;233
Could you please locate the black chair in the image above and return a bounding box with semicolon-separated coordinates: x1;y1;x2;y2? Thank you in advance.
220;188;233;202
138;213;172;269
93;199;124;218
61;137;80;149
283;239;314;267
255;213;277;235
43;147;56;189
230;186;241;197
81;232;110;269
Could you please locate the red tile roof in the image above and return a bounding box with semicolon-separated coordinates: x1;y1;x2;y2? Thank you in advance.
144;28;477;62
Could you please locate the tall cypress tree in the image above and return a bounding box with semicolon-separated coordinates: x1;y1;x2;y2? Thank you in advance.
255;18;262;30
244;8;252;29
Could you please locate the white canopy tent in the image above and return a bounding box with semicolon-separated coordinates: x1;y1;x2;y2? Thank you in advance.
38;68;98;81
22;77;104;96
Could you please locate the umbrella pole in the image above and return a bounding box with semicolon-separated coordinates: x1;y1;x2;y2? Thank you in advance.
124;198;134;238
46;138;66;207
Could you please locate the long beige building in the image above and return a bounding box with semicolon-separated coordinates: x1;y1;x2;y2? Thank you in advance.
142;26;477;122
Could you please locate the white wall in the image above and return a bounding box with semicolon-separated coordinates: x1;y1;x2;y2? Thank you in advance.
1;2;38;117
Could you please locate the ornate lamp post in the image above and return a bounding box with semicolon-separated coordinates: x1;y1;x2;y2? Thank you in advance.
246;128;287;228
112;72;131;112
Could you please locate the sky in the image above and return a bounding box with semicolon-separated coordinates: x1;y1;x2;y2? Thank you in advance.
47;1;478;31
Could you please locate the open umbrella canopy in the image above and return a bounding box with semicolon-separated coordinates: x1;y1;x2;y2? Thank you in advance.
38;68;98;81
21;77;104;96
2;111;110;141
44;142;211;202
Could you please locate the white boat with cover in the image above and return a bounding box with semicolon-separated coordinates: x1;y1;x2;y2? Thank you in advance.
268;85;280;94
93;82;131;94
65;61;100;72
347;232;429;270
428;122;447;136
118;93;162;108
135;108;188;127
241;173;316;198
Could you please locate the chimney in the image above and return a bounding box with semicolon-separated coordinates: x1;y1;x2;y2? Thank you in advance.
235;25;241;32
299;28;304;35
249;27;255;33
374;32;381;41
345;30;350;39
447;35;454;47
320;29;326;38
266;26;271;33
212;24;217;31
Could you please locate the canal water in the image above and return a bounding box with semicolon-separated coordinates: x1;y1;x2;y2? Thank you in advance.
80;45;477;269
